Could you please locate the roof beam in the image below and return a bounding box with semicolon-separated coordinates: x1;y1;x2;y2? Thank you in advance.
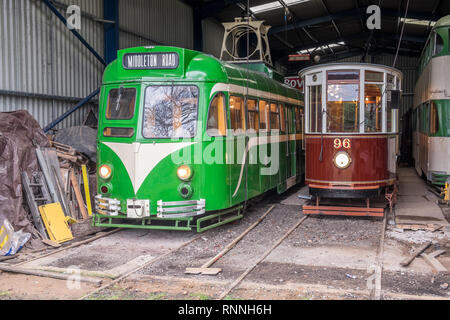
199;0;244;19
277;32;427;54
269;8;443;35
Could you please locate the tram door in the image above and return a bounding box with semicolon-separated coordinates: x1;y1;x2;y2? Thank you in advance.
228;95;247;206
286;106;296;179
258;100;271;193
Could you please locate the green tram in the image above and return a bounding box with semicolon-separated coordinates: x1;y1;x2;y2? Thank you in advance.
94;46;305;232
412;15;450;186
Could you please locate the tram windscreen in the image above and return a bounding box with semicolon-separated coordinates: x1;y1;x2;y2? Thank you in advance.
326;83;359;132
142;86;198;139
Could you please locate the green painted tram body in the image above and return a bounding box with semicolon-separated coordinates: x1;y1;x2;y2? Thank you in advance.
94;46;305;231
412;16;450;186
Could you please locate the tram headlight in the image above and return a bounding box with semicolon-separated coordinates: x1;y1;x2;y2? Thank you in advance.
333;151;351;169
177;165;192;181
99;164;112;180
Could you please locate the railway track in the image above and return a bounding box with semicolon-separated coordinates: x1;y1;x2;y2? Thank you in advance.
78;194;389;300
2;192;391;300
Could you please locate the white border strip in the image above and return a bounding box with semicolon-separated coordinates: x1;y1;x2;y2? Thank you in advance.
210;83;304;106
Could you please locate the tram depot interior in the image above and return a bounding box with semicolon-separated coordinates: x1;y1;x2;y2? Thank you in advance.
0;0;450;302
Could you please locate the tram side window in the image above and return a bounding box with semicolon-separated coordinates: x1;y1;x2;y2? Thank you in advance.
295;108;303;133
270;103;280;131
430;102;439;135
207;93;227;137
286;106;292;133
420;105;429;133
386;74;395;132
247;99;259;133
433;32;444;56
308;85;322;133
230;96;246;135
279;104;286;133
142;86;198;139
364;84;383;132
106;87;136;120
259;100;270;131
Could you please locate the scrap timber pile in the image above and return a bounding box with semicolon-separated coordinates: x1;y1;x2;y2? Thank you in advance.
23;140;97;247
0;111;99;254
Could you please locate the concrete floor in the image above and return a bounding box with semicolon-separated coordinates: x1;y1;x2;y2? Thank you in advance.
395;168;449;226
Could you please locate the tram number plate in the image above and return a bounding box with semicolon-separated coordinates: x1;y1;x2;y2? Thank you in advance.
334;138;351;149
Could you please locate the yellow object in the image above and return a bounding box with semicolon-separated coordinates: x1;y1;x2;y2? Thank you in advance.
445;181;449;202
39;203;74;244
82;165;93;216
65;216;78;224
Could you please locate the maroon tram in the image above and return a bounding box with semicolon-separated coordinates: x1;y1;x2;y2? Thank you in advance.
299;63;402;217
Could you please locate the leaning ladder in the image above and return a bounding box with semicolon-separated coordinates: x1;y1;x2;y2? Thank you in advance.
22;172;51;239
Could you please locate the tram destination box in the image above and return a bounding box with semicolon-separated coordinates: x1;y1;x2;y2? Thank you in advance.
123;52;179;70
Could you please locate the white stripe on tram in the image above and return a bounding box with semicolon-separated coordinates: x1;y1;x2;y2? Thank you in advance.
103;141;195;193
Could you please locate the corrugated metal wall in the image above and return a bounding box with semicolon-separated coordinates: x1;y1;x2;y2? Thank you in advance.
119;0;193;50
0;0;104;129
202;17;223;58
0;0;194;130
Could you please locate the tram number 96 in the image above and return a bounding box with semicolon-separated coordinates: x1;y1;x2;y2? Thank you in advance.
334;138;351;149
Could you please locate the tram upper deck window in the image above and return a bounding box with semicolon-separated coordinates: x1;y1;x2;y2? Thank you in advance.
308;86;322;133
230;96;246;135
365;71;384;82
207;93;227;137
326;71;360;133
106;87;136;120
142;86;198;139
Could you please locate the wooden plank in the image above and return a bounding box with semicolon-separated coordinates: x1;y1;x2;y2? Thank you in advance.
421;250;448;274
56;152;80;163
41;239;61;248
70;169;88;219
400;241;432;267
0;255;17;262
0;265;102;284
184;267;222;275
396;224;438;231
